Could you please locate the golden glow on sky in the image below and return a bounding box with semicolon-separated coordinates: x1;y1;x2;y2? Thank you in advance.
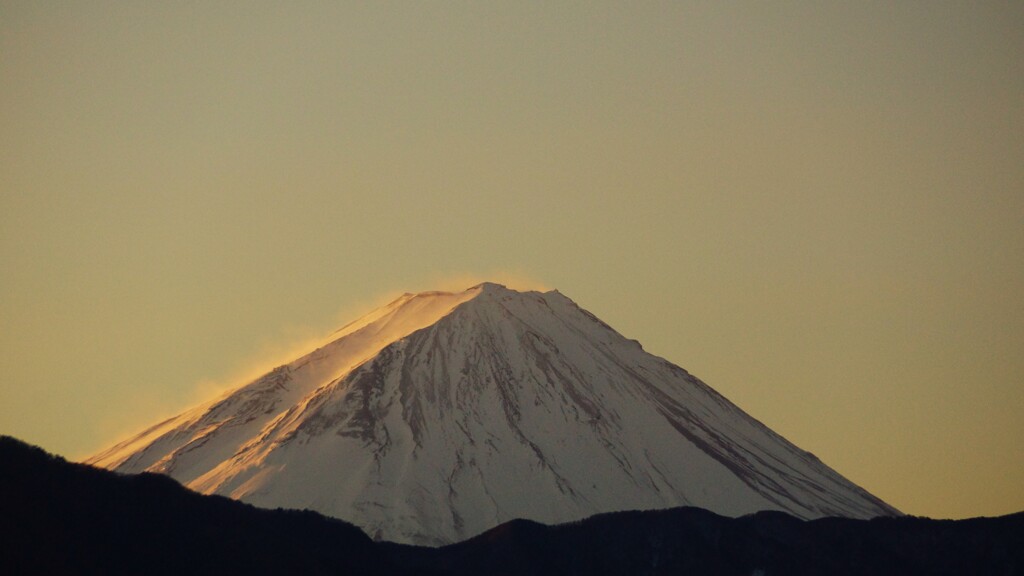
1;2;1022;520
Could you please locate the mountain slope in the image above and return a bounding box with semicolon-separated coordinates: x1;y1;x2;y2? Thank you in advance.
88;283;897;545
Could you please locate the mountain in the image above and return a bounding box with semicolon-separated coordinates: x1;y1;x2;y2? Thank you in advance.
87;282;897;545
6;436;1022;576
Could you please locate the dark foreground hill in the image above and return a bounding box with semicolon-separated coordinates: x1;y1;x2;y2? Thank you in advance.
0;436;397;576
2;435;1022;575
385;507;1024;576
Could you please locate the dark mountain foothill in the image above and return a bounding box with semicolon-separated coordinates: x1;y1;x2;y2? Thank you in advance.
3;436;1022;576
0;436;395;576
384;508;1024;576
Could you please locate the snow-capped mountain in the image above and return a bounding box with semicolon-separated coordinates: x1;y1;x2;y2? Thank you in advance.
87;283;898;545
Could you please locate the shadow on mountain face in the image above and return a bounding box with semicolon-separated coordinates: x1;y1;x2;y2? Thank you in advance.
2;435;1022;576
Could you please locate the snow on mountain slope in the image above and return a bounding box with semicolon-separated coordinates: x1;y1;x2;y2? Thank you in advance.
87;288;479;482
87;283;898;545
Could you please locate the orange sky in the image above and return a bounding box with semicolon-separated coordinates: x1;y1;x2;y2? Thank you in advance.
1;2;1022;520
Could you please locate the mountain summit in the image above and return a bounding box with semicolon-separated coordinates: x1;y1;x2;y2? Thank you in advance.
88;283;897;545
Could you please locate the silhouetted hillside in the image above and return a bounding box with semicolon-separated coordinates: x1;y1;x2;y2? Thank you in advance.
2;435;1022;576
0;436;402;575
384;506;1024;576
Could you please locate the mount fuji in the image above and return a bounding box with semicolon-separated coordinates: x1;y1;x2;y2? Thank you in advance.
87;283;898;545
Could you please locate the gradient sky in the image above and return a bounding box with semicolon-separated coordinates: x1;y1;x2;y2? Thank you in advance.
2;2;1022;520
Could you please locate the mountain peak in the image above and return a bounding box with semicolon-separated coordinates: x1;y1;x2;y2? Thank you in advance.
466;281;551;298
87;284;898;545
470;281;509;291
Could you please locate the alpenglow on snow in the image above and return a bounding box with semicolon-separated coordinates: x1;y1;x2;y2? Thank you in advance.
87;283;898;545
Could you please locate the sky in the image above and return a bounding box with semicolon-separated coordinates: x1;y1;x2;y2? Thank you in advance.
1;1;1022;521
